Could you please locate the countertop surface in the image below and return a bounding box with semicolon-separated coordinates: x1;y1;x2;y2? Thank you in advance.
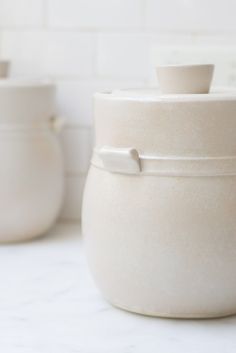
1;222;236;353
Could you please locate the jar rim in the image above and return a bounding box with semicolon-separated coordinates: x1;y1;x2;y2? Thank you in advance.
95;87;236;103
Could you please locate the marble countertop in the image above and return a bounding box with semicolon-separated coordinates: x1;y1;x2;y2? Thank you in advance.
1;222;236;353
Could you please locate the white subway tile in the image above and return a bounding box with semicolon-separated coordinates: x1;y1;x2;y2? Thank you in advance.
56;81;95;126
61;128;93;174
60;176;86;220
0;0;44;27
44;32;95;77
97;34;149;79
1;30;46;76
0;0;235;223
146;0;236;32
2;31;96;78
56;79;145;126
48;0;144;29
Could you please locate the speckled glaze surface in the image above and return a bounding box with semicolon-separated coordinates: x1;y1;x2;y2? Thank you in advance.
83;66;236;318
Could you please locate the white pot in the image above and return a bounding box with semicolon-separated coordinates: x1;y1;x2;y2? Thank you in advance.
82;65;236;318
0;79;64;242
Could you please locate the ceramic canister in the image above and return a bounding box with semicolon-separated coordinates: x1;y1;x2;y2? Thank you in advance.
0;79;64;242
82;65;236;318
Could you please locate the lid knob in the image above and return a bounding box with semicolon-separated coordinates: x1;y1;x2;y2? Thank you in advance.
156;64;214;94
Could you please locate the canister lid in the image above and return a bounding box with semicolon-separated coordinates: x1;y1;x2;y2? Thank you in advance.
94;64;236;159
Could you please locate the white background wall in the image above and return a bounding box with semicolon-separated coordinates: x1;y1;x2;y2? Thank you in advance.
0;0;236;220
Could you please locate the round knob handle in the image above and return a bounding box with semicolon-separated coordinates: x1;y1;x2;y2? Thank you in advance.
156;64;214;94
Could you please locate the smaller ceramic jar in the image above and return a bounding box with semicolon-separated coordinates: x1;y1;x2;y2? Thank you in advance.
0;79;64;242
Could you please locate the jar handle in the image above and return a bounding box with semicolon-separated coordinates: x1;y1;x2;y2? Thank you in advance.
98;146;141;174
50;116;65;134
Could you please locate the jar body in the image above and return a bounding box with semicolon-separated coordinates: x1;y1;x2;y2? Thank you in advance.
83;91;236;318
0;128;64;242
83;166;236;318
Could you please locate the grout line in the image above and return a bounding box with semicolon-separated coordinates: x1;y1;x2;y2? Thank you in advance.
1;25;236;37
0;25;45;31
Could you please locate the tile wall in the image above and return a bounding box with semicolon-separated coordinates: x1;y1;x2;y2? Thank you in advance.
0;0;236;219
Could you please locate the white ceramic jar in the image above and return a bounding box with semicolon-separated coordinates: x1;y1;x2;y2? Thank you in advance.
0;79;64;242
83;65;236;318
